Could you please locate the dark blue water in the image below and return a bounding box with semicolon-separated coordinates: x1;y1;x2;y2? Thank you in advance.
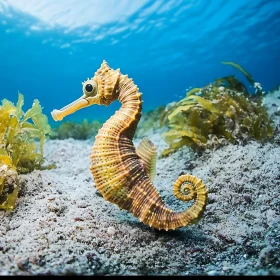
0;0;279;125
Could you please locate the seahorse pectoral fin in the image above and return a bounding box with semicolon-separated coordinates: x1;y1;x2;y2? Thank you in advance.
136;138;157;181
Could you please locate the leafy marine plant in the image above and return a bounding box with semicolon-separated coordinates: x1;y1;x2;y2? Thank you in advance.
50;119;102;140
135;105;166;138
0;93;52;210
161;62;274;156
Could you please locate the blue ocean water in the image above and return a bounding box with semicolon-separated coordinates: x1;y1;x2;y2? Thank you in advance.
0;0;279;126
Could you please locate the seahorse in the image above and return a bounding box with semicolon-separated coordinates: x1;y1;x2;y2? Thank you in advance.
51;61;207;231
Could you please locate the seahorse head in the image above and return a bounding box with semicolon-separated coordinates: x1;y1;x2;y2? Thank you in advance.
51;60;120;121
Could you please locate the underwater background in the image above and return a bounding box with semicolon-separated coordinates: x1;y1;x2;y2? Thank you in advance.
0;0;279;125
1;0;280;276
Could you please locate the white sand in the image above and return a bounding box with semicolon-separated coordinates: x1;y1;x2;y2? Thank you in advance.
0;90;279;276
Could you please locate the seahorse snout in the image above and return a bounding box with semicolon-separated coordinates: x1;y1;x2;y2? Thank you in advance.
51;109;64;121
51;96;89;121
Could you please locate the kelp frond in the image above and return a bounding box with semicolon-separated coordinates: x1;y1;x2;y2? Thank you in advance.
161;62;274;156
0;93;52;210
221;61;255;85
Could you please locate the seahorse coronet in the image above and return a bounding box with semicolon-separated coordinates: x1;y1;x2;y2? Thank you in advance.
52;60;208;231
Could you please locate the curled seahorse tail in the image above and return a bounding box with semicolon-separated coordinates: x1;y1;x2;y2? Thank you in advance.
130;174;207;231
173;174;208;225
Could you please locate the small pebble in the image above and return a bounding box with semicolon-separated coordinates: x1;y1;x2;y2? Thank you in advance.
107;226;116;236
207;270;218;276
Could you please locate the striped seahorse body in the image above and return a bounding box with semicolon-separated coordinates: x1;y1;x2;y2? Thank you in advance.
51;61;208;231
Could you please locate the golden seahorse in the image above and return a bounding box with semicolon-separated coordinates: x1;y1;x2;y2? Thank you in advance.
51;61;208;231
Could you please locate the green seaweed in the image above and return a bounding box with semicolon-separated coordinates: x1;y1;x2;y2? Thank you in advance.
222;61;255;85
212;75;249;97
135;106;166;138
161;63;274;156
50;119;102;140
0;93;52;210
0;155;19;210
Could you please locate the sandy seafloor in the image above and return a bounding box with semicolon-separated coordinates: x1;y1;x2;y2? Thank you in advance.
0;89;280;276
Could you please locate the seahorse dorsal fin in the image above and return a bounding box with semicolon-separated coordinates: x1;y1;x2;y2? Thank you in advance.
136;138;157;182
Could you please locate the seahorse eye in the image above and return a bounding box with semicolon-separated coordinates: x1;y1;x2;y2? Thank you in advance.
83;80;97;97
85;84;93;93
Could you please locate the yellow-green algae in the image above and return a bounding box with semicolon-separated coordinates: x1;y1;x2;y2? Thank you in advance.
50;119;102;140
0;93;52;210
135;106;166;138
161;62;274;156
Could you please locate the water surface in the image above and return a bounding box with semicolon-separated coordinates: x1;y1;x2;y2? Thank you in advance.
0;0;279;124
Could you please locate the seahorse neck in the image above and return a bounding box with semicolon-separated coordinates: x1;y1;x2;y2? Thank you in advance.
113;74;143;139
